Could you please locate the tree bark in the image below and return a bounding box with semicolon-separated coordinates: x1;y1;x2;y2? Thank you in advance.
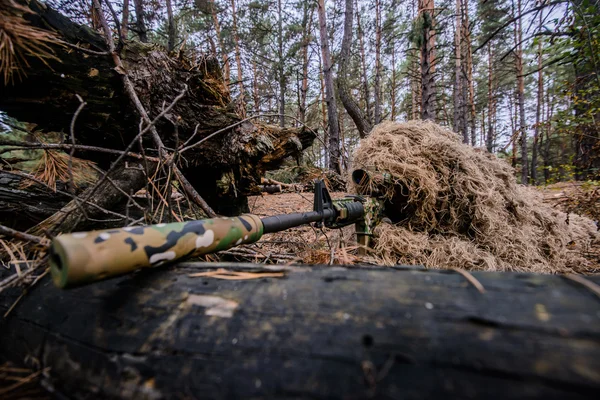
515;0;528;184
132;0;148;43
207;0;230;83
355;1;371;123
374;0;382;124
1;264;599;399
276;0;285;127
531;11;543;184
316;0;341;173
453;0;465;140
230;0;245;114
419;0;436;121
166;0;176;52
298;5;313;125
337;0;372;138
463;0;476;146
390;42;397;121
486;42;495;152
121;0;130;38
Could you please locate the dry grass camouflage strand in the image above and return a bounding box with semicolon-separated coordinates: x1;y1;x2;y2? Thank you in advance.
352;121;599;274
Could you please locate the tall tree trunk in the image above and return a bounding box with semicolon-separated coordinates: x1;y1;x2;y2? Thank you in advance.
463;0;476;146
419;0;436;121
531;11;543;184
277;0;285;127
374;0;382;124
208;0;230;82
317;0;341;173
486;42;495;153
166;0;176;52
453;0;465;140
299;5;313;124
121;0;130;38
133;0;148;42
355;1;371;124
391;42;397;120
252;59;260;115
515;0;528;184
318;49;329;168
338;0;372;138
230;0;245;113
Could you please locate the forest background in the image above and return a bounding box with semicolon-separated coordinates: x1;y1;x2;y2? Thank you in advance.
3;0;600;185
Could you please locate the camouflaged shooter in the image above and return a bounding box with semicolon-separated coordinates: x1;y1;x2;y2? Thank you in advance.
50;178;385;289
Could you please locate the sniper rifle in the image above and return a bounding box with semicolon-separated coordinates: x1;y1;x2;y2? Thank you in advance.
50;173;385;289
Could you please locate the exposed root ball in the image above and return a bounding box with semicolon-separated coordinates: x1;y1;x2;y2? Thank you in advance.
353;121;598;273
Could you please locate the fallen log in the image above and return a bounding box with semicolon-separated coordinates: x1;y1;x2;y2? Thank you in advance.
0;263;598;399
0;1;315;216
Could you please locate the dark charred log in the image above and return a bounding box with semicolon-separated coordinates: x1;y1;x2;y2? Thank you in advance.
0;264;599;399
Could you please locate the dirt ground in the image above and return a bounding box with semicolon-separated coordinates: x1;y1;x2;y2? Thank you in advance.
223;191;359;265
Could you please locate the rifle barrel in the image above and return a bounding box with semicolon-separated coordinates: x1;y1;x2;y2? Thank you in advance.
261;209;336;234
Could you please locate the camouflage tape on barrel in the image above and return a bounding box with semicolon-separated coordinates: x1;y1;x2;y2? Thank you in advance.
50;215;264;288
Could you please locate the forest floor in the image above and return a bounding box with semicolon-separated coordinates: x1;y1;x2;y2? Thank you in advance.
232;191;362;265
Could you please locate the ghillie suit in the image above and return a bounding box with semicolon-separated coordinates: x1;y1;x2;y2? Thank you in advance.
353;121;599;273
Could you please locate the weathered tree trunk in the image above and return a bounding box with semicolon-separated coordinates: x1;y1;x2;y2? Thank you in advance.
374;0;382;124
390;43;397;121
0;1;315;216
132;0;148;43
486;42;495;152
208;0;230;82
419;0;436;121
298;5;313;124
230;0;245;114
338;0;372;138
121;0;130;38
1;264;599;399
316;0;341;173
276;0;285;127
355;1;372;123
166;0;176;52
515;0;528;184
453;0;465;140
531;11;543;184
